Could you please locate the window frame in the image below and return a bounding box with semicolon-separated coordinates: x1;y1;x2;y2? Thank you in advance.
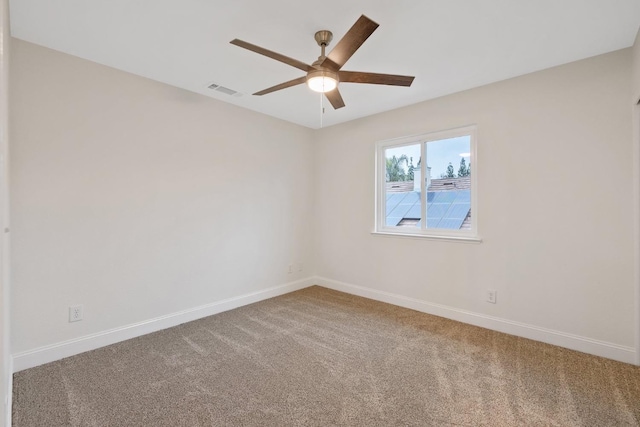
374;125;479;242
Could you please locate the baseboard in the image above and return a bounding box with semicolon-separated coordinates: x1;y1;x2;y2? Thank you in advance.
12;277;316;372
314;276;637;365
13;275;636;372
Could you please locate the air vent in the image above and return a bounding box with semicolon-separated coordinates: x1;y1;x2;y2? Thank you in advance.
207;83;241;97
216;86;237;95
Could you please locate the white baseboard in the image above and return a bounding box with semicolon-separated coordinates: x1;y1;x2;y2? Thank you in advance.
314;276;637;365
12;275;636;372
12;277;315;372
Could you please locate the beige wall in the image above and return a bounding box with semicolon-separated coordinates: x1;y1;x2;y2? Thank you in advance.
633;27;640;363
10;40;315;355
633;28;640;103
9;37;638;369
0;0;9;423
314;49;635;353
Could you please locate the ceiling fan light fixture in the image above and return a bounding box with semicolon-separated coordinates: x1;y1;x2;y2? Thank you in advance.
306;69;339;93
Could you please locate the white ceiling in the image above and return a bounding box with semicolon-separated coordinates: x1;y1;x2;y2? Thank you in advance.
9;1;640;129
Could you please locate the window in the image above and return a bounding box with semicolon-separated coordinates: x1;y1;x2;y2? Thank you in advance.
375;126;478;240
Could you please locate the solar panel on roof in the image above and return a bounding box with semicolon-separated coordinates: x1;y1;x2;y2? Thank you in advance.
388;203;413;218
387;192;403;204
427;204;449;219
433;191;457;203
447;203;471;219
386;217;403;227
454;190;471;202
426;218;439;228
405;204;421;219
401;192;420;203
436;218;466;229
385;190;471;231
385;193;404;213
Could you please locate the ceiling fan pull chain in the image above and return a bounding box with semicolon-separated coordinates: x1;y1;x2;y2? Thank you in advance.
320;93;324;128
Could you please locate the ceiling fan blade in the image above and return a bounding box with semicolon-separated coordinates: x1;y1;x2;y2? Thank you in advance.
253;76;307;96
325;88;345;109
322;15;379;70
339;71;415;87
230;39;312;72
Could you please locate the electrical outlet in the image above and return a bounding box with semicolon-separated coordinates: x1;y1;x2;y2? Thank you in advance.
486;290;497;304
69;305;83;322
288;264;294;274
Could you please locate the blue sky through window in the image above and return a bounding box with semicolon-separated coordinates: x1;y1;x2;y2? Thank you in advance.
385;135;470;179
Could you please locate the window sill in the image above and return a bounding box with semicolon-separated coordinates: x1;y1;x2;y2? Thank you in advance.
371;230;482;243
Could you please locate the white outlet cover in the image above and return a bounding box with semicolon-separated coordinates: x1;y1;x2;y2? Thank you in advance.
486;290;497;304
69;305;83;322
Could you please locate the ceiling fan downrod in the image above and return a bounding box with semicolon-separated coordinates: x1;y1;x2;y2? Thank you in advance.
314;30;333;60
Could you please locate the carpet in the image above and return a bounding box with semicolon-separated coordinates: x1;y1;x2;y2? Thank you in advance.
12;286;640;426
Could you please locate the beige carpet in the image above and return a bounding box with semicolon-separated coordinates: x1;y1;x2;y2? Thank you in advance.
12;286;640;426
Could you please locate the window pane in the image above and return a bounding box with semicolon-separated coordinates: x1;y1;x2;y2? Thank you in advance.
384;144;421;228
425;136;471;230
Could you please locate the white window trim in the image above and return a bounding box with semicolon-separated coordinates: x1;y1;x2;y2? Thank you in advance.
374;125;480;241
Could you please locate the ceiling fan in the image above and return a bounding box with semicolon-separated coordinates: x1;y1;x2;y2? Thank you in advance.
230;15;415;110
